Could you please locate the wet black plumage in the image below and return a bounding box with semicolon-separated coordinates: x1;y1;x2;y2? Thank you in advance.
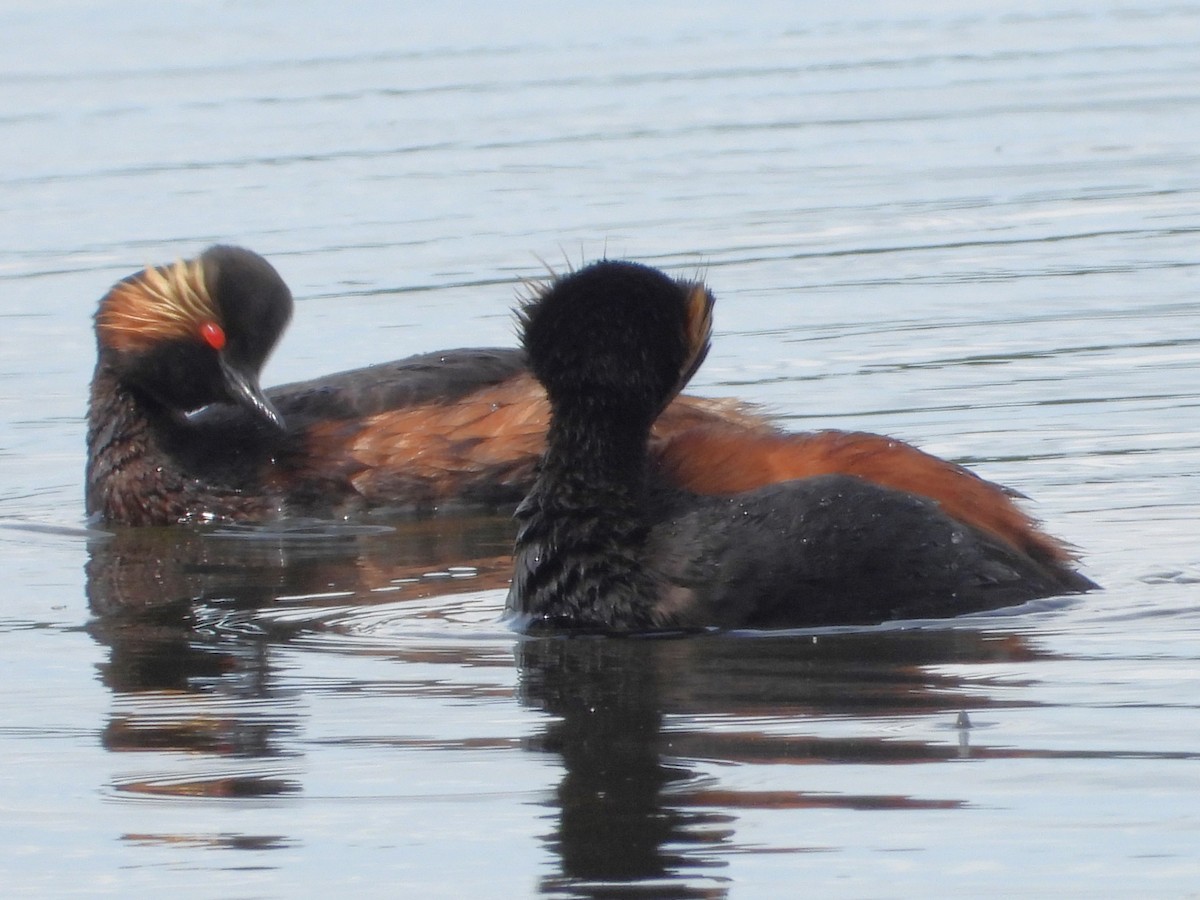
507;260;1093;633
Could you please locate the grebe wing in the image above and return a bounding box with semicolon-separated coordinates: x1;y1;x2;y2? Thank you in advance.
268;347;528;424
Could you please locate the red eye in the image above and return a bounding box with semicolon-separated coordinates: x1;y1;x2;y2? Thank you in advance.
199;321;226;351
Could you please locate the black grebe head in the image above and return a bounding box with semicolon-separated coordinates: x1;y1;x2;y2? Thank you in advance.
508;260;716;632
94;245;292;428
520;260;713;426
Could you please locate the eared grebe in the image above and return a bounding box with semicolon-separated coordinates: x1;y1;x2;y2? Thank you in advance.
87;245;775;525
506;260;1094;632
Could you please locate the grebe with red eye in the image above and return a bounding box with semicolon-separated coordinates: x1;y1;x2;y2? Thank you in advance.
86;246;773;525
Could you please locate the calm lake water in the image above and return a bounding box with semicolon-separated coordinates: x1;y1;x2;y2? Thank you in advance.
2;1;1199;896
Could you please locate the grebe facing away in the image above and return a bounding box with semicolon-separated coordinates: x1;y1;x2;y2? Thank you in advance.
87;245;776;525
507;261;1094;633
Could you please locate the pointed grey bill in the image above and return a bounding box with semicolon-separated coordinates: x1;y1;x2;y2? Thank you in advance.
218;355;286;431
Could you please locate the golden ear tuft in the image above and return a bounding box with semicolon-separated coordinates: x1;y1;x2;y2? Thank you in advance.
96;258;218;353
681;281;714;371
660;280;714;408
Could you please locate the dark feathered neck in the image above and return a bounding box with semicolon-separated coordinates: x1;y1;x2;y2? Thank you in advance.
86;363;178;523
85;361;277;525
506;397;662;632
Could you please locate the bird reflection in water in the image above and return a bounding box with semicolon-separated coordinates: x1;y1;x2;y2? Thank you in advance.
515;627;1052;896
84;517;1055;889
85;514;514;802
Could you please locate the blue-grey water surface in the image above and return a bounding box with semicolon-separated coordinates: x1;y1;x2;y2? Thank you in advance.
1;1;1198;896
